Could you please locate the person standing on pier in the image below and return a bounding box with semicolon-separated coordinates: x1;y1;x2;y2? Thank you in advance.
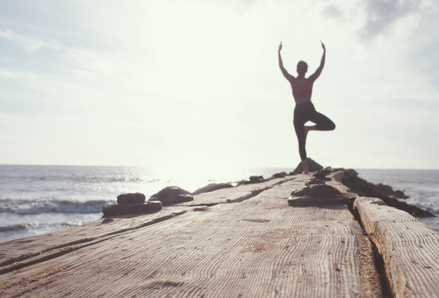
278;41;335;174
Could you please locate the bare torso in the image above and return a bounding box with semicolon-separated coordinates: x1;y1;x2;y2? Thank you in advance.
292;77;313;104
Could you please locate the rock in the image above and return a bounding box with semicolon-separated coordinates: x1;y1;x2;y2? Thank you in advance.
344;169;358;178
102;201;162;217
331;171;345;183
393;190;406;198
149;194;194;206
411;208;435;218
270;172;287;179
291;184;341;198
313;167;332;180
249;176;264;183
341;172;435;218
307;184;341;198
342;175;409;199
313;172;327;180
288;196;348;207
149;186;194;206
236;180;248;186
151;186;191;198
117;193;146;205
291;189;306;196
192;183;233;195
292;158;323;174
305;179;325;186
321;167;333;175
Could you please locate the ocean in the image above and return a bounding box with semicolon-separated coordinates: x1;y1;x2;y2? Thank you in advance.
1;165;438;243
356;169;439;232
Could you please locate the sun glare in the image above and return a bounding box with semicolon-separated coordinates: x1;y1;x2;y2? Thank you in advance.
144;1;267;101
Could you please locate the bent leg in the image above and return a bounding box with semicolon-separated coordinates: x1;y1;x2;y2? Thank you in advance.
309;110;335;131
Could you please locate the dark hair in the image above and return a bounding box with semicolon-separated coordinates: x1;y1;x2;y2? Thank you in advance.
297;61;308;75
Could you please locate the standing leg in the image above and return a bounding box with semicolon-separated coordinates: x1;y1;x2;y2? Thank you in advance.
294;117;309;174
298;108;334;174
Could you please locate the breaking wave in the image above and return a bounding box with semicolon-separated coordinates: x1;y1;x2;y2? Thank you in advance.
0;198;114;215
0;222;79;233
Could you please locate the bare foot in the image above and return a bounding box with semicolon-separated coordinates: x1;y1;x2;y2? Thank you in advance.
302;159;309;174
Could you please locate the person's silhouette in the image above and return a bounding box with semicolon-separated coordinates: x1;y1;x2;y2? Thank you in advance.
278;41;335;174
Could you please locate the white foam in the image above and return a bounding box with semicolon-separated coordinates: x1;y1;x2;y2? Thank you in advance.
0;198;114;215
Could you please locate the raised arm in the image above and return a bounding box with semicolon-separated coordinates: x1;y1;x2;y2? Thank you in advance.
309;41;326;82
278;42;295;82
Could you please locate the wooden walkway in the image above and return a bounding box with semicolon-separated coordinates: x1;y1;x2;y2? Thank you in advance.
1;173;439;297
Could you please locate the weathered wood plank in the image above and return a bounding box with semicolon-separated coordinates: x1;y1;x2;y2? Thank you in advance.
354;196;439;298
0;177;293;268
1;177;382;297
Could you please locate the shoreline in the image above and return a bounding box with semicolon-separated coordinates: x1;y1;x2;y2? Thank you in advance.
1;165;437;244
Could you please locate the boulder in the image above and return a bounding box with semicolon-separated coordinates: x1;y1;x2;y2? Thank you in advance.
342;175;409;199
291;184;341;198
270;172;287;179
117;193;146;205
341;172;434;217
249;176;264;183
344;169;358;178
292;158;323;174
307;184;341;198
313;172;327;180
103;201;162;217
331;170;345;183
312;167;332;180
319;167;333;175
192;183;233;195
149;186;193;206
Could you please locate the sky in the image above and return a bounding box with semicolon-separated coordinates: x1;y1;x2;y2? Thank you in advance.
0;0;438;171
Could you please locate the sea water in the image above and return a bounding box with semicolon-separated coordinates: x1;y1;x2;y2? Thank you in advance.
1;165;438;243
0;165;291;243
356;169;439;232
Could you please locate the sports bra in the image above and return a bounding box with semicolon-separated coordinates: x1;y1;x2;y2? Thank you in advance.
292;78;313;99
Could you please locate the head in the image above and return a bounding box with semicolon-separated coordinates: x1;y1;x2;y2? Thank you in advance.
297;61;308;76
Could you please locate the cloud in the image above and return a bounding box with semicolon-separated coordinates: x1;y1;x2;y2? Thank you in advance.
359;0;426;39
0;29;62;53
322;4;344;18
321;0;433;41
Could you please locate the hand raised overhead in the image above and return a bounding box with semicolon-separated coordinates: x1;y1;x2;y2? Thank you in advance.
278;41;283;52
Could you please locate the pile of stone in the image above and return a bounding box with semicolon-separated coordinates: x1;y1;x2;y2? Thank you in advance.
340;168;434;218
288;168;346;206
291;158;324;175
102;182;236;217
341;169;407;199
103;193;162;217
237;172;295;186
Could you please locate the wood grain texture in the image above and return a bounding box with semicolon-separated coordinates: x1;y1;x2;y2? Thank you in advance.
354;196;439;298
0;177;293;268
1;176;382;297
